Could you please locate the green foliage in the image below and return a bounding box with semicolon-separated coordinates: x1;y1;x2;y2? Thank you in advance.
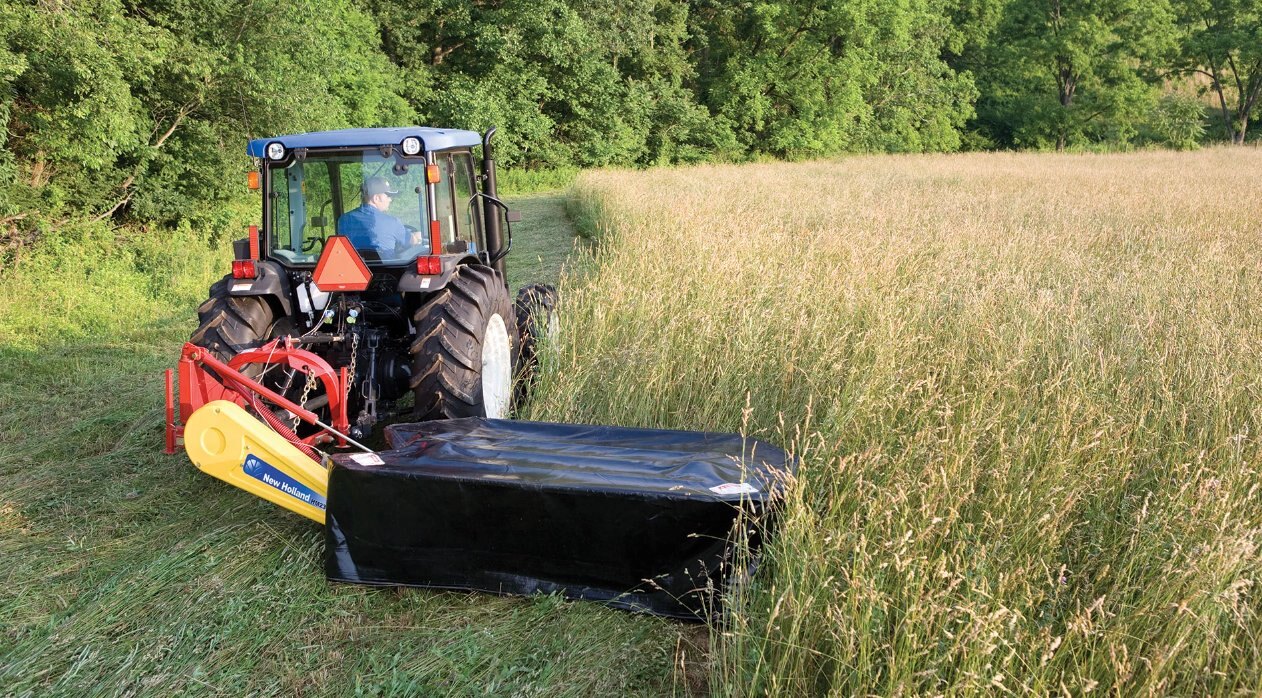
1172;0;1262;144
0;0;411;256
688;0;974;157
1;0;1253;265
1150;93;1208;149
369;0;734;168
972;0;1177;150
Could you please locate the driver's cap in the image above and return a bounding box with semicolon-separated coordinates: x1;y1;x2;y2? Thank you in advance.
363;176;400;197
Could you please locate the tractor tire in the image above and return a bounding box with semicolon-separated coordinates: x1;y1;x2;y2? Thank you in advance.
410;264;517;420
513;283;559;383
189;277;283;362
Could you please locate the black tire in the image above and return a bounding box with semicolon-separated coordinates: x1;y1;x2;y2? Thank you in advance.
513;283;559;393
410;264;517;420
189;277;282;362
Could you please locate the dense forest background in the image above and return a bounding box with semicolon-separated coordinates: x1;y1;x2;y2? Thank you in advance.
0;0;1258;253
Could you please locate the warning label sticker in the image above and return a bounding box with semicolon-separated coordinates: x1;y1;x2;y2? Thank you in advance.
350;452;385;466
709;482;758;495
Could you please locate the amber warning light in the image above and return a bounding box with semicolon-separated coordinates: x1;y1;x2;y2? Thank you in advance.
313;236;373;292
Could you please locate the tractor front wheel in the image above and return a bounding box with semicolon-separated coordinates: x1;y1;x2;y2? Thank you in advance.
410;264;516;420
513;283;559;402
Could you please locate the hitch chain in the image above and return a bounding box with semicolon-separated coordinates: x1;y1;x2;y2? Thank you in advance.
346;330;360;393
292;369;319;432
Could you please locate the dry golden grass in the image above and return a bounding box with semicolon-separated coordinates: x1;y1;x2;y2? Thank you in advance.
528;149;1262;695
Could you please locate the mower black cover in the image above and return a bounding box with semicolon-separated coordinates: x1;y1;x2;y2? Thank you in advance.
325;418;793;619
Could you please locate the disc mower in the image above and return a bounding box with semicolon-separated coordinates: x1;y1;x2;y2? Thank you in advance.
164;127;791;618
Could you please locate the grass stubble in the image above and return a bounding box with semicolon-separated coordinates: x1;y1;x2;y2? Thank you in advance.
525;148;1262;695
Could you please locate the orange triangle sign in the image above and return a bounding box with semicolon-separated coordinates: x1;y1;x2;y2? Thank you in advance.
313;236;373;292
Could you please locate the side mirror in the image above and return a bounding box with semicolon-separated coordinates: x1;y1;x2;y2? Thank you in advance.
506;210;522;223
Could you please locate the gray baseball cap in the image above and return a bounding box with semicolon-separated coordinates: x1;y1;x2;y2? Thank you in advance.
362;176;400;197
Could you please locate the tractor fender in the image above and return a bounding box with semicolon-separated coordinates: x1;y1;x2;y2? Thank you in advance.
395;255;482;293
222;260;294;316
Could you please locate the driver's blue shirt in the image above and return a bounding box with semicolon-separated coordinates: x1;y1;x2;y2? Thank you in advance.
337;205;408;257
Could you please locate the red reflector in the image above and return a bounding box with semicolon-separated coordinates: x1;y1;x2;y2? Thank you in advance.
429;220;442;253
231;260;257;279
248;225;259;260
313;235;373;292
416;256;442;275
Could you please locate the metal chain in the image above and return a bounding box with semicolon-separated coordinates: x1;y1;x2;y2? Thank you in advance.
345;330;360;392
291;369;319;432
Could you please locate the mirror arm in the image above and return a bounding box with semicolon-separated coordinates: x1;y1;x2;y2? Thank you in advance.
473;192;517;264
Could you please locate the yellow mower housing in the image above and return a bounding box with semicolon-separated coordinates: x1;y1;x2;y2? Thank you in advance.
185;400;329;524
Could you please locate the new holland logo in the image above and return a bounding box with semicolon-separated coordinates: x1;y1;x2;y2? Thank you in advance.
243;454;327;510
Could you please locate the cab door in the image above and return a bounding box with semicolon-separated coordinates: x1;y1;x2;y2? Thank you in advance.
433;151;486;257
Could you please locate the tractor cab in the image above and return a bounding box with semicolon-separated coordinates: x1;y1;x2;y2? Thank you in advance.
247;127;510;274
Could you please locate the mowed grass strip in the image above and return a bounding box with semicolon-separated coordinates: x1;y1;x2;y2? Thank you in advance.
524;149;1262;695
0;197;685;696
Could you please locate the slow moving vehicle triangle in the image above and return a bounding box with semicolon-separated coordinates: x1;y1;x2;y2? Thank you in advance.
313;235;373;292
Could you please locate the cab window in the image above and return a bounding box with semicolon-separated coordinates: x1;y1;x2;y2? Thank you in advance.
434;151;484;255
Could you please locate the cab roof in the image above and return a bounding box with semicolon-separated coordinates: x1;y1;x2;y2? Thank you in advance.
246;127;482;157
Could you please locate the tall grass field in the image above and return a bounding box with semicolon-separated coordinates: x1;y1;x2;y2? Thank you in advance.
524;149;1262;694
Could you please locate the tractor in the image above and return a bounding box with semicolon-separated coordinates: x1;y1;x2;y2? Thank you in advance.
162;127;789;619
185;127;556;444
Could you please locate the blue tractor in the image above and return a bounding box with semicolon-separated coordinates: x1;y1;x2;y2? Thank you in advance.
188;127;556;440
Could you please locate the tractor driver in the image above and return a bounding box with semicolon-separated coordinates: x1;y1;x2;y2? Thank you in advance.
337;176;423;257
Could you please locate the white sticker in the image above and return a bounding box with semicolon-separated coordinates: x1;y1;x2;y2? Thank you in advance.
710;482;758;495
420;278;432;289
350;453;384;466
231;283;252;292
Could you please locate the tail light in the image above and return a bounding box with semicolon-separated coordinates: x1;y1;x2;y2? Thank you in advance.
416;256;442;276
232;260;257;279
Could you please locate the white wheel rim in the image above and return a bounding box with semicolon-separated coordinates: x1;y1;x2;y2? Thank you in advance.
481;313;512;419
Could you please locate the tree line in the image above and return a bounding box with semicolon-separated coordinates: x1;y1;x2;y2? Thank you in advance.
0;0;1257;245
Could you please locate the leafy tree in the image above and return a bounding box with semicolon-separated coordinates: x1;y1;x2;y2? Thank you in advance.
974;0;1176;150
1172;0;1261;144
0;0;411;241
686;0;974;157
369;0;730;168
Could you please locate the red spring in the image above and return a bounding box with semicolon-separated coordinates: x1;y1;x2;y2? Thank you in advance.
223;373;322;462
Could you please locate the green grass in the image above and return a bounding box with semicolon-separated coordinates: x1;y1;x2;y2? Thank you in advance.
504;193;590;293
496;168;581;198
0;195;692;695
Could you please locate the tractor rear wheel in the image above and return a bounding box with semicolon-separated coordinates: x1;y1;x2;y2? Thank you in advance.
410;264;516;420
190;277;284;362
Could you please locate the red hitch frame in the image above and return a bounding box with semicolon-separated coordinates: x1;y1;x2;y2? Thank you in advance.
165;338;352;455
